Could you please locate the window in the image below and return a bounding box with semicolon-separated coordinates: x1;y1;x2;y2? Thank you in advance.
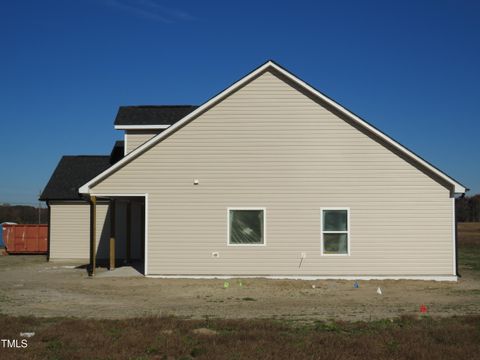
321;208;349;255
228;208;265;245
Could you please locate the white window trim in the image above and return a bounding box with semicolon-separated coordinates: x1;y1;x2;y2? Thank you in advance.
227;207;266;247
320;207;351;256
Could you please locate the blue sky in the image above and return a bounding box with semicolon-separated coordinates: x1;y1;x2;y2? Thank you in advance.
1;0;479;205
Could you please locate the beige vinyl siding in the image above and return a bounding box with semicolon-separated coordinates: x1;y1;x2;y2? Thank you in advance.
91;70;454;276
49;201;110;260
49;201;140;261
125;130;162;154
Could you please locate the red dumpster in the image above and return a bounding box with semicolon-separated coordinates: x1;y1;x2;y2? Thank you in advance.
2;224;48;254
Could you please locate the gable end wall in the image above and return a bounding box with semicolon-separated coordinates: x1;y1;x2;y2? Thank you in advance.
91;71;454;276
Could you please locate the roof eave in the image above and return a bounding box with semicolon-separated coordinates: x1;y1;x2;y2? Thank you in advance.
39;198;85;202
114;125;171;130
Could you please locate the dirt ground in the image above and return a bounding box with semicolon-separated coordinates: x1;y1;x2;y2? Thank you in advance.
1;223;479;321
0;253;479;322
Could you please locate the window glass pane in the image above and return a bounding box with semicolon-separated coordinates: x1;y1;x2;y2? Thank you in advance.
323;210;348;231
323;233;348;254
229;210;264;244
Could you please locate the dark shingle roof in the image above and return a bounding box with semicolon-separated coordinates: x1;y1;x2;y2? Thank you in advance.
39;156;112;201
114;105;198;126
110;140;124;164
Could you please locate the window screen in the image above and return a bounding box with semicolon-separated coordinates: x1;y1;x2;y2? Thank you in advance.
229;209;264;245
322;209;349;254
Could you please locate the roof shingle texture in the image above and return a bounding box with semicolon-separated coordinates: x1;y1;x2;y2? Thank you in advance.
114;105;198;126
39;156;111;200
110;140;125;164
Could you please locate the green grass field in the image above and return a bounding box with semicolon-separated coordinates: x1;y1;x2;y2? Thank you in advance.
458;222;480;273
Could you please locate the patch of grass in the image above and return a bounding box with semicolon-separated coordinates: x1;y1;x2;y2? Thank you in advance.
459;247;480;272
0;315;480;360
449;289;480;296
458;222;480;247
190;346;207;357
458;222;480;273
106;326;123;339
0;293;11;304
45;338;63;352
241;297;256;301
313;321;341;332
145;345;159;354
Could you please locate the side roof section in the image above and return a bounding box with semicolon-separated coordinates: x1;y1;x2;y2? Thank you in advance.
40;156;111;201
80;61;467;194
114;105;198;129
110;140;125;164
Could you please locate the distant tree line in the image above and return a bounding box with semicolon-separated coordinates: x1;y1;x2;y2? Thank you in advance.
456;195;480;222
0;204;49;224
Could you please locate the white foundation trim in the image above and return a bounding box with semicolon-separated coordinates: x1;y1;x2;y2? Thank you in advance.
146;275;458;282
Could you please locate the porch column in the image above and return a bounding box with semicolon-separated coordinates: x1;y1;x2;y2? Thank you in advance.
109;199;116;270
89;195;97;276
126;201;131;263
140;203;145;260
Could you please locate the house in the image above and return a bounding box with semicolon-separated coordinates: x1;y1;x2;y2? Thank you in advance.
40;61;467;281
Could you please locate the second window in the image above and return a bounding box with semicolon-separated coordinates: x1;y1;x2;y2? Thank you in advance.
321;208;349;255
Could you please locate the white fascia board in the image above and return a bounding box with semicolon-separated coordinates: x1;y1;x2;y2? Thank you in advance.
79;60;466;194
114;125;170;130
